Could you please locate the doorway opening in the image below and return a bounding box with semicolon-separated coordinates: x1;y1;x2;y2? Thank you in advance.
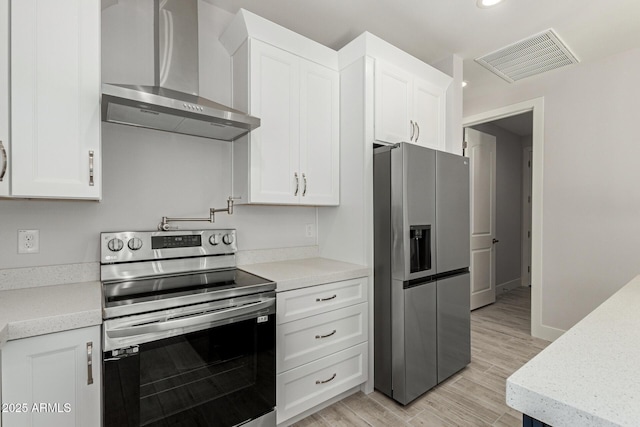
463;98;547;339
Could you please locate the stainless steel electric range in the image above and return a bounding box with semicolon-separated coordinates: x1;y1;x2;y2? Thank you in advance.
100;229;276;427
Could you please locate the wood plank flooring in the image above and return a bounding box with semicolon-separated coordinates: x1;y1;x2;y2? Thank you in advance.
292;287;549;427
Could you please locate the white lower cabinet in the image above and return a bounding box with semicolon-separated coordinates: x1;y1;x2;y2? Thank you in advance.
276;342;368;423
0;326;101;427
277;277;367;324
277;303;368;372
276;277;368;425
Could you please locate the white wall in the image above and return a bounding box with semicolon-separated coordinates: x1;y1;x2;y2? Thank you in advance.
0;0;317;270
465;47;640;331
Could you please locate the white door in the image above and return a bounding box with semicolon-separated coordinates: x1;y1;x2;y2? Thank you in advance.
10;0;101;199
374;60;412;144
521;147;533;286
299;60;339;205
249;39;300;204
412;76;445;150
465;128;497;310
0;0;9;196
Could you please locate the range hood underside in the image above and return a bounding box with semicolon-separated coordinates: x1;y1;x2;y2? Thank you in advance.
102;84;259;141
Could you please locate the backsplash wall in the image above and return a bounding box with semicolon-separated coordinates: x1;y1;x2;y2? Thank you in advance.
0;123;317;270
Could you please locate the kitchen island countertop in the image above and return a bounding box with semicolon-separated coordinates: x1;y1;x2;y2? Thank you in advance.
0;281;102;348
240;257;369;292
507;274;640;427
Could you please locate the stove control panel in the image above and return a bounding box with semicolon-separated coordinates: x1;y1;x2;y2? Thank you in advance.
101;229;237;264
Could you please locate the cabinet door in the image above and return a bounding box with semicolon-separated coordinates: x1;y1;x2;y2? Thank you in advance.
1;326;101;427
299;60;339;205
10;0;101;199
249;39;300;204
0;0;9;196
413;77;446;150
374;60;412;144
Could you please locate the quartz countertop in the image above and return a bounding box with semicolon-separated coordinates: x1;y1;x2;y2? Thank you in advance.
507;275;640;427
239;257;369;292
0;281;102;348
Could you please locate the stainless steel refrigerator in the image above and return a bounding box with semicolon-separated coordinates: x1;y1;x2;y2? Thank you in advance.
374;142;470;405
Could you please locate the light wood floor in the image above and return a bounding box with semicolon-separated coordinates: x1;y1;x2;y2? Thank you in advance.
292;287;549;427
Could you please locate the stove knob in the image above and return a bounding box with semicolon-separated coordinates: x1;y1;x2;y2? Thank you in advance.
128;237;143;251
107;238;124;252
222;233;234;245
209;234;220;246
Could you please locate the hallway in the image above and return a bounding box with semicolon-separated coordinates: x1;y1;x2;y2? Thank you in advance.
294;287;549;426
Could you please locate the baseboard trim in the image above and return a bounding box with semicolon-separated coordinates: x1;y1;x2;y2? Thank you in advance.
533;323;566;342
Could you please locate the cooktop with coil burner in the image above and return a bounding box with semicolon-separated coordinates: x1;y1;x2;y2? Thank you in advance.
100;229;275;319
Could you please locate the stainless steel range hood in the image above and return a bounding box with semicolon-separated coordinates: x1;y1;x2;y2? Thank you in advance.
101;0;259;141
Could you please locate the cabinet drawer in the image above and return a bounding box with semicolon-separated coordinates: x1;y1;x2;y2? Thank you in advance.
277;303;367;372
277;276;367;324
276;342;368;424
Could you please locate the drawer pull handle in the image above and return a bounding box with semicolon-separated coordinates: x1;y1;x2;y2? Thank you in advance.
316;294;337;302
315;373;337;385
315;329;337;339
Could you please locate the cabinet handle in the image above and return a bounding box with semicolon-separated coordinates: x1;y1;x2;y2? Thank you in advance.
315;329;337;339
316;294;337;302
410;120;415;141
86;342;94;385
294;172;299;196
415;123;420;142
302;173;307;196
88;150;95;187
316;373;337;385
0;141;6;182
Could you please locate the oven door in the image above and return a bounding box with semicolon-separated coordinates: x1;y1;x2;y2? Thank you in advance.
103;292;276;427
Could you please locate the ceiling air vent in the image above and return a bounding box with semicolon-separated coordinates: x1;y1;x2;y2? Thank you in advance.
475;29;579;83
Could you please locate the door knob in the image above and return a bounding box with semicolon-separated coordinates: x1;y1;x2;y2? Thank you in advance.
492;238;500;244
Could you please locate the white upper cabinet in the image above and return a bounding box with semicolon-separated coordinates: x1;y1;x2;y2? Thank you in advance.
0;0;9;197
299;59;340;205
6;0;101;199
374;60;447;150
222;10;339;206
247;40;301;204
374;61;412;146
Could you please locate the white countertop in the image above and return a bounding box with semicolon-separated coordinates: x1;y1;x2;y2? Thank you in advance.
0;256;368;348
0;281;102;348
507;275;640;427
239;257;369;292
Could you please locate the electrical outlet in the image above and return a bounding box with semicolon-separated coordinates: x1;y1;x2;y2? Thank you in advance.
18;230;40;254
305;224;315;238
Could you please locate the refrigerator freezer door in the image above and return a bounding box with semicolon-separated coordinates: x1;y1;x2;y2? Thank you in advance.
436;150;470;273
437;273;471;382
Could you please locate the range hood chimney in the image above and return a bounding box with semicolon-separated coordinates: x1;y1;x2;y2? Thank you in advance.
101;0;259;141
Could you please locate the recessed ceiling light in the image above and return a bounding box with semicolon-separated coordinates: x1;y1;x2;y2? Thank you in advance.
477;0;505;8
462;81;468;88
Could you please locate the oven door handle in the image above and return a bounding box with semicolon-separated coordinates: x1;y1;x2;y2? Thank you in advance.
106;298;275;339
